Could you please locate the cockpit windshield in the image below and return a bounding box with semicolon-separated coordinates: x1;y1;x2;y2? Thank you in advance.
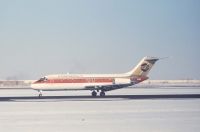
38;77;48;82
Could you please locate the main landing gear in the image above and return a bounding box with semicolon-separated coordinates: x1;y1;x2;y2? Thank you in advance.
100;91;105;97
92;91;97;97
91;90;105;97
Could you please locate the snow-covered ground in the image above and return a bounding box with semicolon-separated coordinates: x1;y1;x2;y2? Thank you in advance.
0;87;200;132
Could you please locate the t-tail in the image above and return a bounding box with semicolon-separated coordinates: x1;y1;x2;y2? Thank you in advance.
125;56;159;82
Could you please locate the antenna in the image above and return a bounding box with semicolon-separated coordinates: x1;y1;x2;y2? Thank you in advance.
159;57;170;60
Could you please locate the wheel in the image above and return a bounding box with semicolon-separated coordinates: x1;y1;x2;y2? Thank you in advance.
39;93;42;98
38;90;42;98
91;91;97;97
100;91;105;97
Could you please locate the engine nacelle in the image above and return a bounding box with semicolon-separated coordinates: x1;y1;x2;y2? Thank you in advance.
114;78;131;85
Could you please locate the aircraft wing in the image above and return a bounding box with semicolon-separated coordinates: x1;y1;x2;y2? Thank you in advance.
85;83;133;91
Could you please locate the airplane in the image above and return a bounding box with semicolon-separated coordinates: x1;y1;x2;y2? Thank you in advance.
31;56;159;97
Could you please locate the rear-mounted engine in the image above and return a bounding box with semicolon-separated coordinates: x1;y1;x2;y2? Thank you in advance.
113;78;131;85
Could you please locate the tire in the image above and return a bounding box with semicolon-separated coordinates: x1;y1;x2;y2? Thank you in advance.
100;91;105;97
92;91;97;97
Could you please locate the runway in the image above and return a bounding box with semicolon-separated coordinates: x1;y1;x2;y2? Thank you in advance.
0;86;200;132
0;94;200;102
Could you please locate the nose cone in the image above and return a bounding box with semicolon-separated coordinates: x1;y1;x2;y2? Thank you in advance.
30;82;40;90
30;83;36;89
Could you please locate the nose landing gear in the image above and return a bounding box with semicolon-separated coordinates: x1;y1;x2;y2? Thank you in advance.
38;90;43;98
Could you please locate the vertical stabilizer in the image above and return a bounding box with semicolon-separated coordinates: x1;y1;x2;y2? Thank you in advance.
126;57;159;77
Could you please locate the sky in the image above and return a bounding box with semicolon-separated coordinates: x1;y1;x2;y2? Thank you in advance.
0;0;200;80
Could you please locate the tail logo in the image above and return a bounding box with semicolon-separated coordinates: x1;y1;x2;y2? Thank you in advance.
141;63;150;72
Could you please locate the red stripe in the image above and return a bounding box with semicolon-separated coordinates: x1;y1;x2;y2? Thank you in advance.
35;78;114;84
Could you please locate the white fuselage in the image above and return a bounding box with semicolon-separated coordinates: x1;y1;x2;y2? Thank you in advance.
31;73;147;91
